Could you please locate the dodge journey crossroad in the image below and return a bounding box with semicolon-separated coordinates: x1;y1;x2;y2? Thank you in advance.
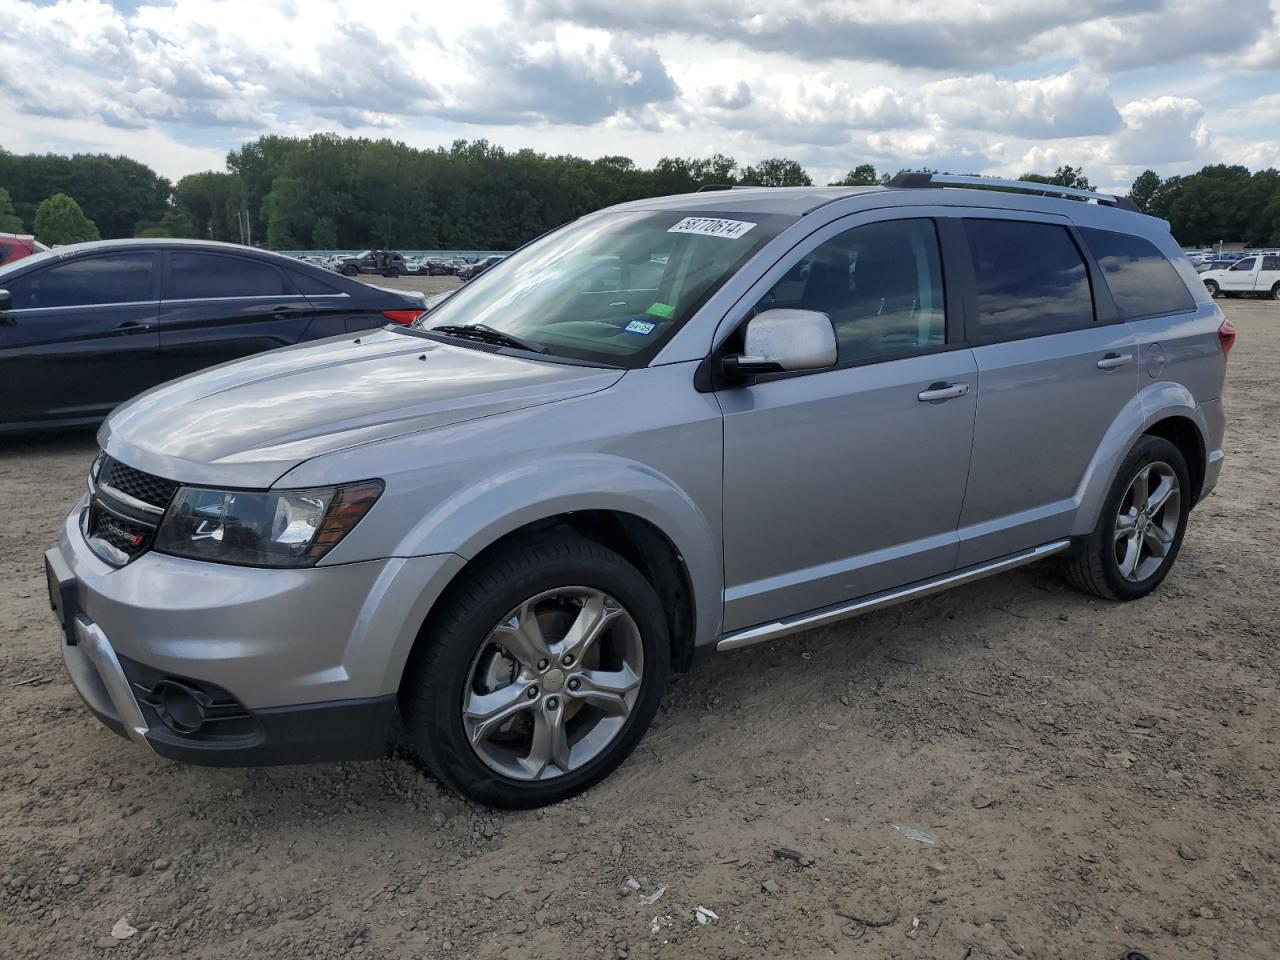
46;175;1232;807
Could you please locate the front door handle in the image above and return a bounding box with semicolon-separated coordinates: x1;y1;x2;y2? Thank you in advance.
917;381;970;403
1096;352;1133;370
114;321;151;332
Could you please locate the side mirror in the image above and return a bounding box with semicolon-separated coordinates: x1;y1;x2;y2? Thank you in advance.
0;289;10;312
723;309;837;379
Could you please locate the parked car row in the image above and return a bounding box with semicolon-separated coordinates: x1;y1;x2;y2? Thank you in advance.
0;239;428;430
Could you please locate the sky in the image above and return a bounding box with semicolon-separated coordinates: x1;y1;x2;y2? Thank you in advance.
0;0;1277;193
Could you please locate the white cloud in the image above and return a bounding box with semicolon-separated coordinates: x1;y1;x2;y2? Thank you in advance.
0;0;1271;189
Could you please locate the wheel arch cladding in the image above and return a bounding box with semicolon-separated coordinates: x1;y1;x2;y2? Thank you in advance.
398;510;699;703
1143;414;1206;507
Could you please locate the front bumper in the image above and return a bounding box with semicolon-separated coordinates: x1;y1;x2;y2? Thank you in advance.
49;499;464;766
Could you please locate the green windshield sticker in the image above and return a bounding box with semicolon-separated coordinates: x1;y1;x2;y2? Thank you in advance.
645;302;675;319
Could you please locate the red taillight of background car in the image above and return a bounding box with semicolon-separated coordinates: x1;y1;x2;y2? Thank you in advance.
1218;318;1237;357
382;310;426;325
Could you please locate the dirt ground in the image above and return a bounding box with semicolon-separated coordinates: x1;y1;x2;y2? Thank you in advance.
1;298;1276;960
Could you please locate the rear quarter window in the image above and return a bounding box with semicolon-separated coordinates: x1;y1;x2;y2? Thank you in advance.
1079;227;1195;319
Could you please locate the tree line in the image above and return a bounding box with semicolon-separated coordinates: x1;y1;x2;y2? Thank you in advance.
2;138;1278;250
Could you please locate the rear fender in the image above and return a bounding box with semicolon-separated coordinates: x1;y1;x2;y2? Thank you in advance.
1072;382;1210;536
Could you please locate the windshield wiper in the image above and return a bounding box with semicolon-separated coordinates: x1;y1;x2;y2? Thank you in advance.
430;323;547;354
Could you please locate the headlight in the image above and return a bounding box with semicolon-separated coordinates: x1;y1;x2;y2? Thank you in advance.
154;480;383;568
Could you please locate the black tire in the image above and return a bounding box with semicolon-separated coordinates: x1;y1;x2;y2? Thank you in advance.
1202;280;1218;297
401;534;669;808
341;265;358;277
383;268;401;278
1064;435;1191;601
1271;282;1280;302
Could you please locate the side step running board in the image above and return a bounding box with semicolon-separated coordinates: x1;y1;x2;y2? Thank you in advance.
716;540;1072;653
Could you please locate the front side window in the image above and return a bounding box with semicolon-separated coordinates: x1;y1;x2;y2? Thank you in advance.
416;210;794;367
1079;227;1195;319
167;253;289;299
751;218;946;365
4;253;154;309
1229;258;1257;271
964;219;1093;341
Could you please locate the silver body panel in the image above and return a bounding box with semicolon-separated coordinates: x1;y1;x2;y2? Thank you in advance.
57;185;1227;723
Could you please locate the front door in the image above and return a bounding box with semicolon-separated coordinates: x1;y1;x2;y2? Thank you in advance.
0;251;160;425
717;215;976;632
1220;257;1258;293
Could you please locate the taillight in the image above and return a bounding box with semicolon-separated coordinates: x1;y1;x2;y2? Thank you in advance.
382;309;425;326
1218;318;1237;357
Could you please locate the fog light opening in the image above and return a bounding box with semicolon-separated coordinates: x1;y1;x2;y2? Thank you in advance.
153;680;206;734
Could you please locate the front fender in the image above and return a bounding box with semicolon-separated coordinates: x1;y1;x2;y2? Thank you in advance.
1071;381;1211;537
393;453;724;650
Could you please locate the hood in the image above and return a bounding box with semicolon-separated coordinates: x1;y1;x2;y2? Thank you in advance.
101;329;623;488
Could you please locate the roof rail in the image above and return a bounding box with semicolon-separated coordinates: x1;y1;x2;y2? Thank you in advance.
695;183;737;192
886;172;1140;212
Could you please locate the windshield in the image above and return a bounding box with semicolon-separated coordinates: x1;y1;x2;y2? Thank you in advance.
414;209;794;367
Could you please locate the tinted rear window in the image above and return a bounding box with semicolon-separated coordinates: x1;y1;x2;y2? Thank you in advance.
168;253;289;299
1080;228;1195;319
7;253;154;309
964;220;1094;341
290;269;345;295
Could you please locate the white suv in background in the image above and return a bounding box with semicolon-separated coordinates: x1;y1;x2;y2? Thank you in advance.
1200;254;1280;300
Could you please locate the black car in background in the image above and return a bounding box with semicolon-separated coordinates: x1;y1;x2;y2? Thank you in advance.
458;255;505;282
335;249;408;277
0;239;426;431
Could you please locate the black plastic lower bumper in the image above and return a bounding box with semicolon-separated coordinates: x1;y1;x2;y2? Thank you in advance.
140;694;399;767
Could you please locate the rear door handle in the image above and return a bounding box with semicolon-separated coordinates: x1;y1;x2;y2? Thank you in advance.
917;381;970;402
1096;352;1133;370
114;321;151;332
272;303;306;317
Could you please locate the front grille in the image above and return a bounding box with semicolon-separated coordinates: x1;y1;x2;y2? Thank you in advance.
98;456;179;509
86;453;179;566
90;507;152;558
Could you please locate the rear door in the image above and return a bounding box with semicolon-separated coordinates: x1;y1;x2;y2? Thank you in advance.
0;251;159;425
1256;255;1280;296
156;249;317;382
955;216;1138;566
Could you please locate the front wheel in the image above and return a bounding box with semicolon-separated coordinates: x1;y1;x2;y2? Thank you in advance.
1203;280;1220;297
1271;282;1280;301
1064;435;1190;601
401;535;669;808
341;266;358;277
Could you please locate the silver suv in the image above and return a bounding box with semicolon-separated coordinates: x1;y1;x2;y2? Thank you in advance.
46;175;1233;807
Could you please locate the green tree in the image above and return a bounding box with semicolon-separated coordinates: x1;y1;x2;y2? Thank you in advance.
34;193;100;245
739;157;813;187
831;164;881;186
0;187;24;232
1020;165;1094;191
1128;170;1161;214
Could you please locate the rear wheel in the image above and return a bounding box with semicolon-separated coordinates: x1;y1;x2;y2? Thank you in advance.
1204;280;1220;297
401;535;669;808
1065;435;1190;601
1271;282;1280;301
383;268;401;278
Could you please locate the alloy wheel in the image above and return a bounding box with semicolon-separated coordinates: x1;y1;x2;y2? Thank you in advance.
462;587;644;781
1114;461;1181;582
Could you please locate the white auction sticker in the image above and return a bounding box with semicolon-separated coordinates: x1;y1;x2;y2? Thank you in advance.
667;217;757;239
